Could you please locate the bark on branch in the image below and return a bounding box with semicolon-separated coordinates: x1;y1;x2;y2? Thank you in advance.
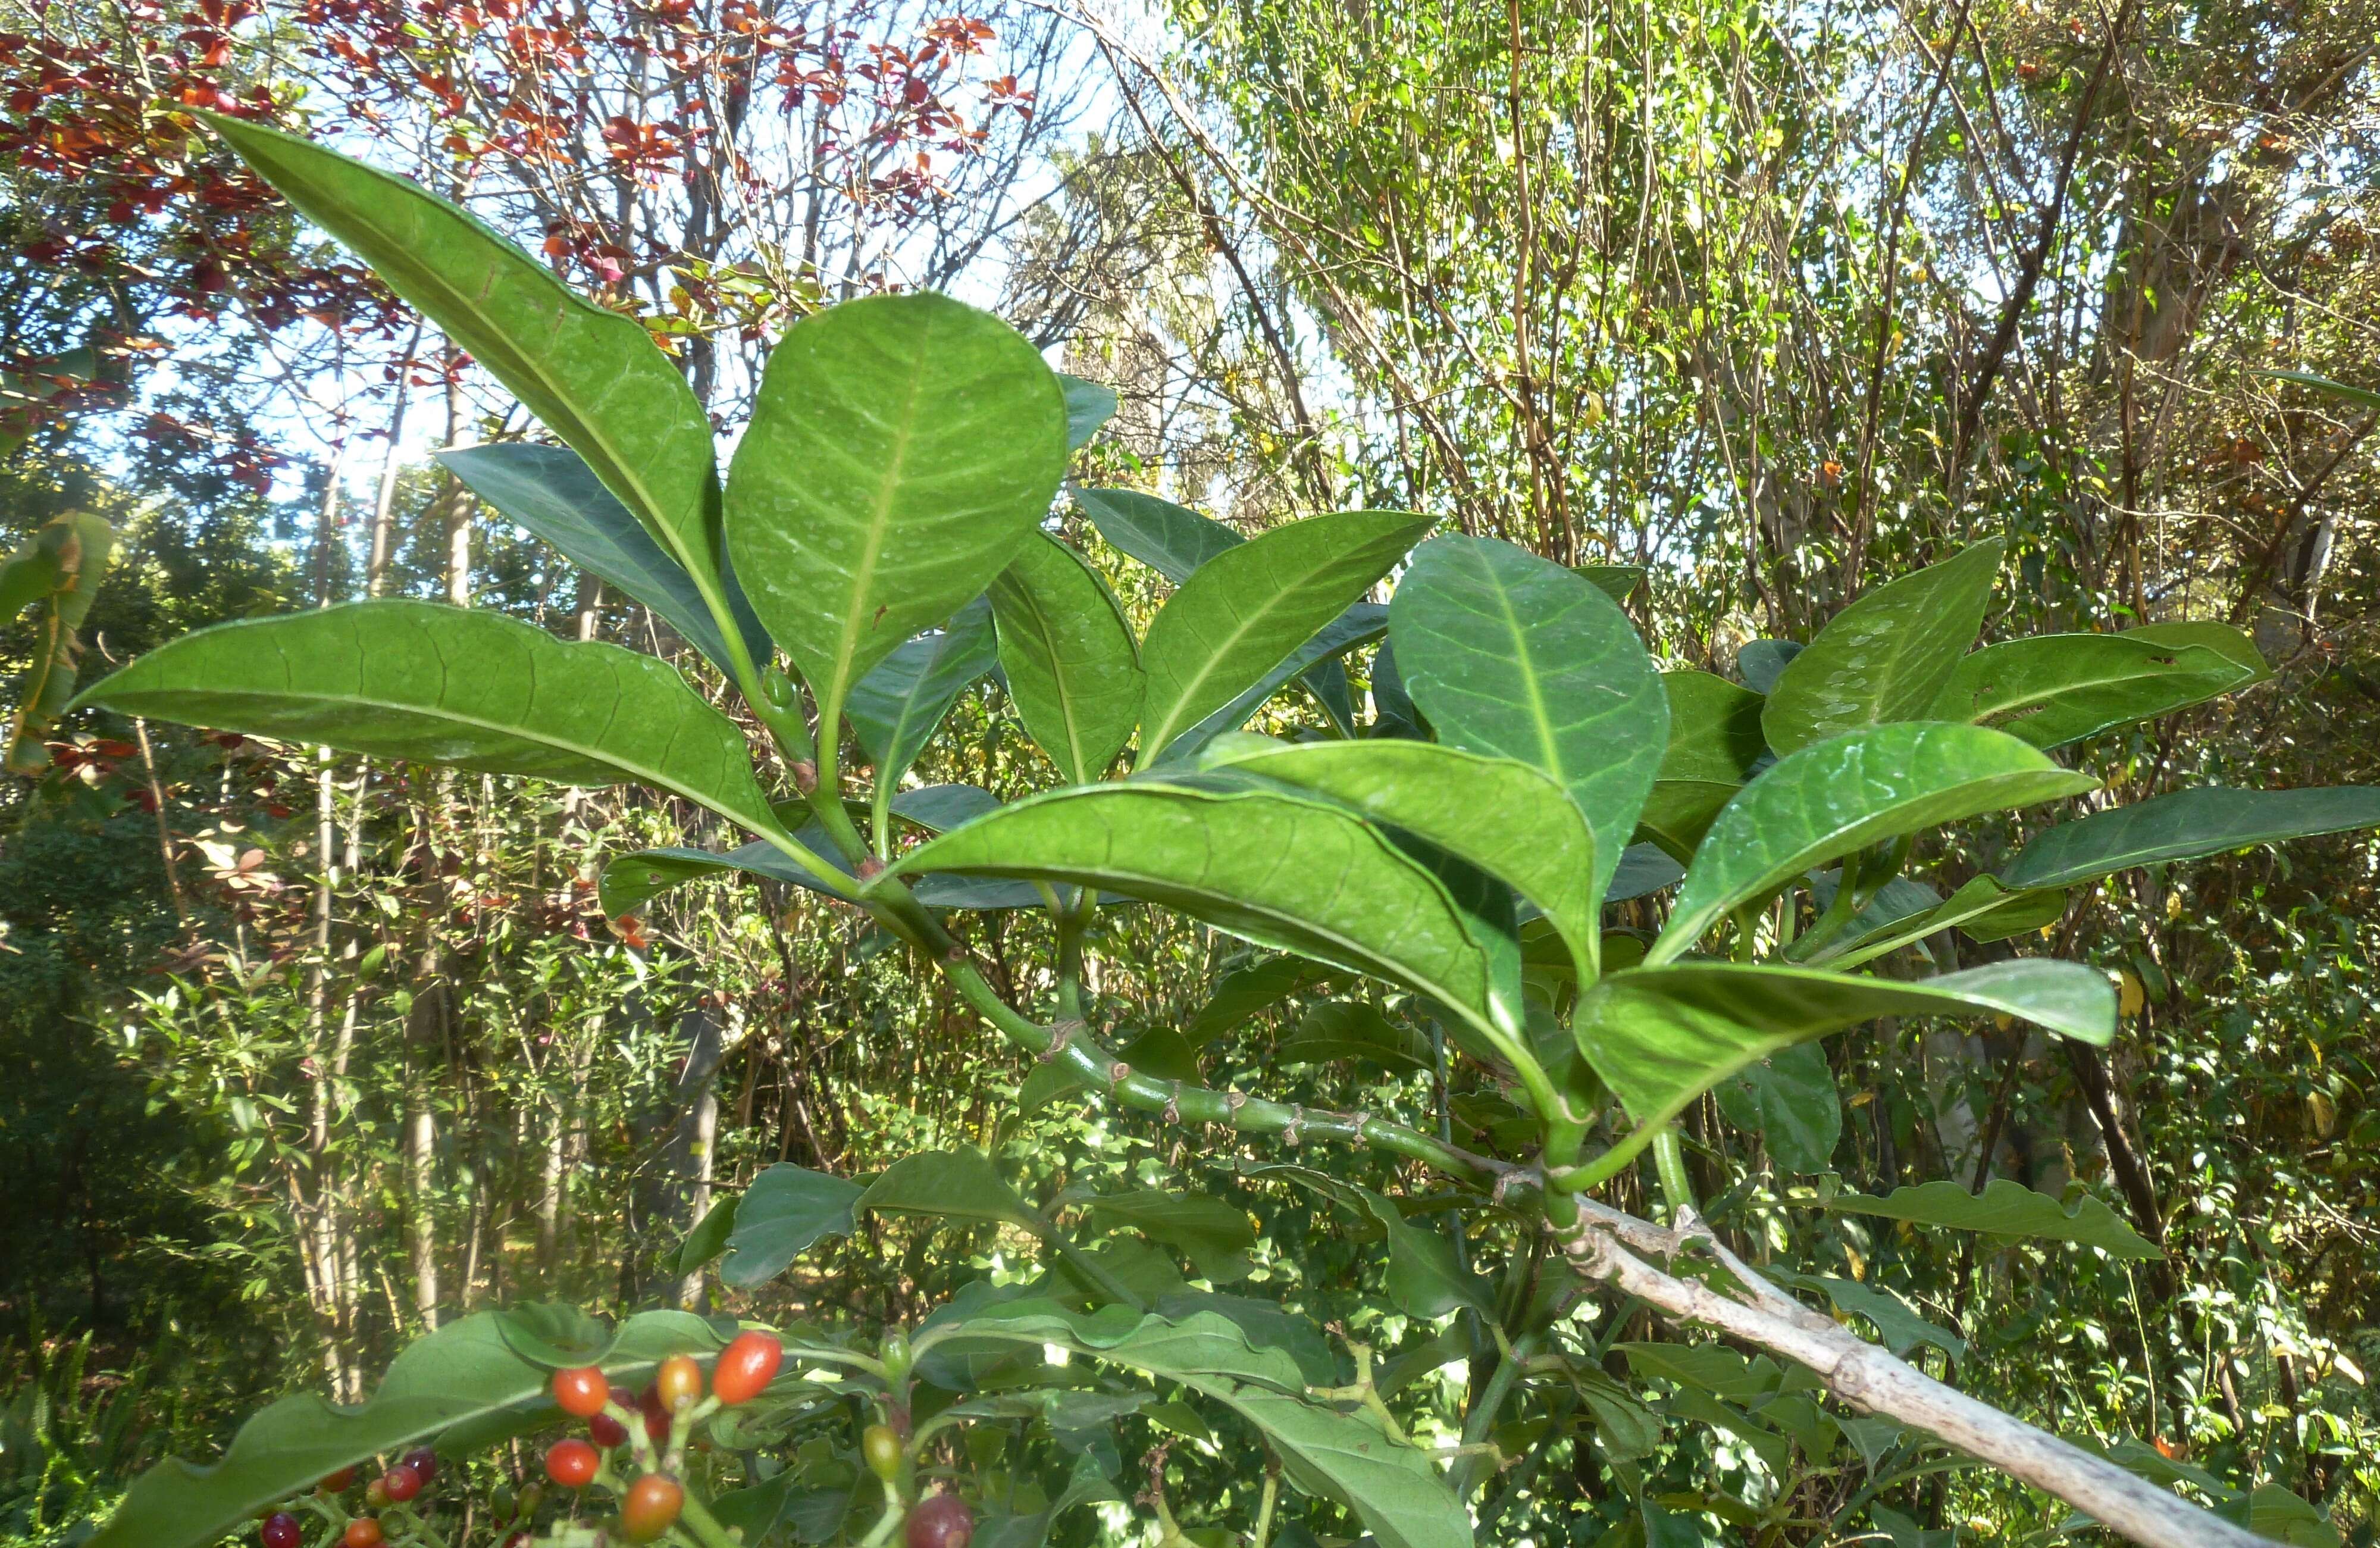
1557;1201;2263;1548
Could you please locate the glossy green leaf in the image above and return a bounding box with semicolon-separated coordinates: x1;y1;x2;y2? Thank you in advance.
1577;564;1646;601
1058;373;1119;449
90;1311;723;1548
2;510;111;774
1152;602;1387;766
1781;1272;1965;1361
671;1194;740;1277
1390;534;1667;906
1281;1000;1431;1072
1575;959;2115;1128
1608;844;1685;902
2000;786;2380;890
599;839;844;918
891;783;1002;833
1819;875;2065;968
1254;1169;1490;1319
73;601;782;835
1639;671;1768;860
725;293;1068;723
1138;509;1430;761
205;117;728;595
1826;1178;2158;1259
491;1303;615;1369
1927;633;2252;748
989;531;1142;781
441;443;770;674
1198;736;1599;976
1081;1191;1255;1281
876;778;1515;1046
1736;639;1802;695
2261;368;2380;412
2122;620;2269;684
1071;487;1241;581
846;597;998;783
936;1305;1468;1548
1711;1043;1840;1173
1761;539;2003;753
1186;956;1342;1042
720;1165;865;1287
859;1147;1040;1233
1651;722;2096;964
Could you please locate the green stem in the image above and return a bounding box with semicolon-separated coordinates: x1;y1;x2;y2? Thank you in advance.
1652;1127;1699;1219
1249;1466;1280;1548
676;1490;738;1548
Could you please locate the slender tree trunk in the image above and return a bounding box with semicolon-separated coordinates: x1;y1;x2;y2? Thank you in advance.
365;324;423;599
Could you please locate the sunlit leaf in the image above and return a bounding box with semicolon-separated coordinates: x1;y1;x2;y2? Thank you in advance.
1138;509;1430;762
1927;632;2253;748
1761;539;2002;753
1576;959;2115;1128
1652;722;2095;963
2000;786;2380;890
725;293;1067;724
989;531;1142;781
1825;1178;2158;1259
1390;534;1667;907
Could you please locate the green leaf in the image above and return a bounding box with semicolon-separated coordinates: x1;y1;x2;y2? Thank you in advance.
73;602;783;836
1926;633;2253;748
878;778;1517;1046
2122;620;2269;684
1187;955;1342;1042
931;1305;1468;1548
1817;875;2064;968
1071;487;1241;581
1080;1191;1256;1281
90;1311;722;1548
1138;509;1431;762
845;598;998;784
204;117;728;599
1651;722;2096;964
1779;1273;1965;1361
599;839;844;918
440;443;769;674
2;511;111;774
1280;1000;1432;1072
1151;603;1387;766
1825;1178;2159;1259
1575;960;2115;1128
1736;639;1802;695
671;1194;740;1277
891;783;1002;833
1198;736;1599;977
1577;564;1646;601
725;293;1068;724
2260;368;2380;412
492;1303;616;1369
1761;539;2003;754
860;1148;1041;1233
1639;671;1768;861
1059;373;1119;449
1389;534;1667;907
989;531;1143;781
719;1165;865;1287
1711;1043;1840;1173
2000;787;2380;890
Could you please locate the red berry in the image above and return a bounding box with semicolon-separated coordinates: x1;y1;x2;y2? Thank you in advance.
261;1512;302;1548
552;1366;610;1418
654;1354;703;1414
344;1521;384;1548
621;1472;685;1541
362;1478;389;1509
711;1331;783;1406
316;1465;356;1493
544;1438;600;1488
588;1390;631;1448
906;1493;974;1548
380;1463;422;1503
637;1383;670;1445
399;1446;437;1483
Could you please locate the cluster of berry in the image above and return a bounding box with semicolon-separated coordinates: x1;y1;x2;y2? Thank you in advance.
257;1446;440;1548
540;1330;785;1541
